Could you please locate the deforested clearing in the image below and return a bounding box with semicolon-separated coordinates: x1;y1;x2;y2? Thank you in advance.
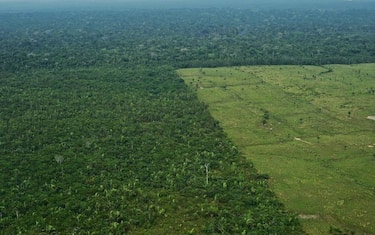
179;63;375;235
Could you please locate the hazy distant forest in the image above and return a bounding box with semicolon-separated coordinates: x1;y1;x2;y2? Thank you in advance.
1;8;374;71
0;5;374;234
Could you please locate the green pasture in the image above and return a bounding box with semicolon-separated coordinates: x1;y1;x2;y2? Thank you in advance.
178;64;375;235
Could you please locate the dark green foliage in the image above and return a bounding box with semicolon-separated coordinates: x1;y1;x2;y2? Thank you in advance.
1;6;372;234
329;226;356;235
0;8;374;72
0;67;303;233
262;110;270;126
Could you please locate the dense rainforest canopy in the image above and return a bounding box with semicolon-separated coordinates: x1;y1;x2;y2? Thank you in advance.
1;8;374;72
0;5;374;234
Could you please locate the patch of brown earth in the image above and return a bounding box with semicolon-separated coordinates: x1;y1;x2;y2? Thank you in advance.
298;214;319;220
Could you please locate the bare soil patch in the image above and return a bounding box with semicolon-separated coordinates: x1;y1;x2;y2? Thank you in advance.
298;214;319;220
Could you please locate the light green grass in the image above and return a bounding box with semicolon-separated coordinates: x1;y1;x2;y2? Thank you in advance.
178;64;375;235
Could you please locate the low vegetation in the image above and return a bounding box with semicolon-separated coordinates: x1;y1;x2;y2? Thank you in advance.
179;63;375;235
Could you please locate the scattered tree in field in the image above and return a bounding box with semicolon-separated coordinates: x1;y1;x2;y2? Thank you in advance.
262;110;270;126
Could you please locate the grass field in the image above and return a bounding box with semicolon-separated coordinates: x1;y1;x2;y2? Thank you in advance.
178;64;375;235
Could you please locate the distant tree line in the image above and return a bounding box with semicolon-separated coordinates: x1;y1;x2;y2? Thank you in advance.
0;8;374;72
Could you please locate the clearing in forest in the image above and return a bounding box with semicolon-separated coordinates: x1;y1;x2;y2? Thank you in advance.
178;64;375;235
